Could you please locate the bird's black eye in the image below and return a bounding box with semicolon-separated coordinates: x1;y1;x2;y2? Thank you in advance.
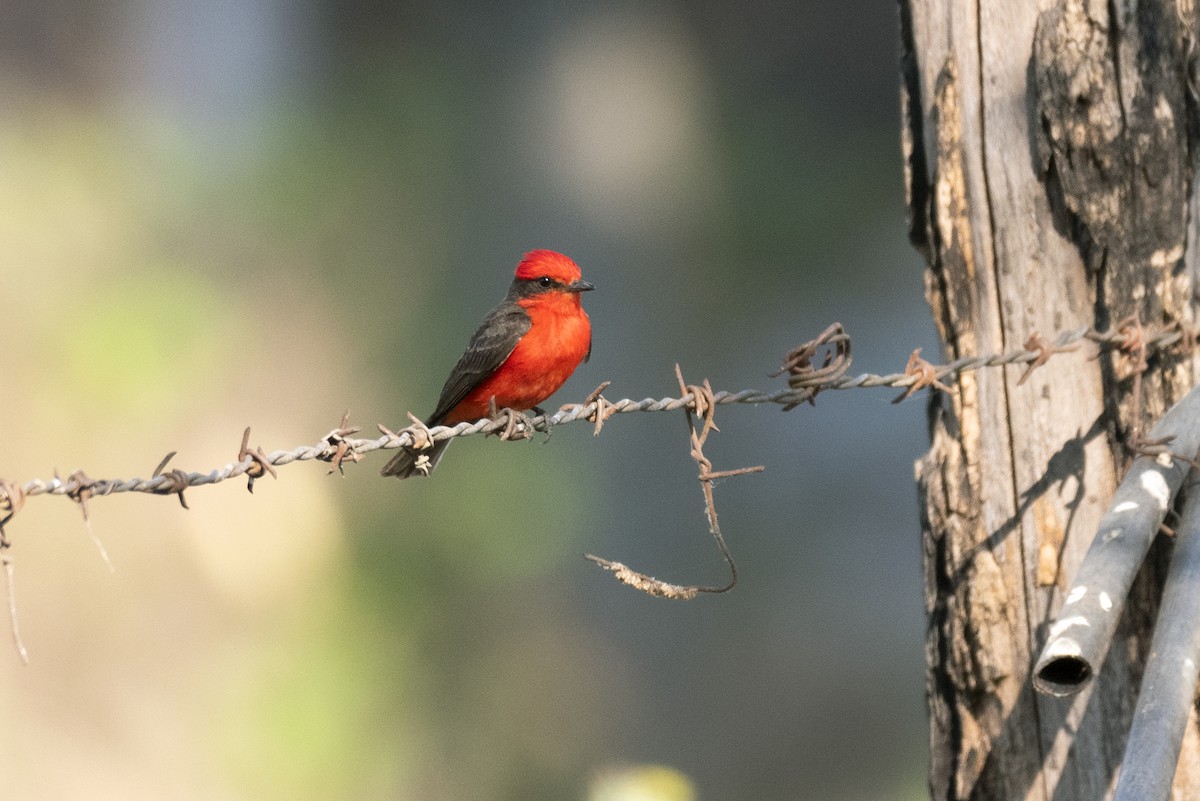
538;276;553;288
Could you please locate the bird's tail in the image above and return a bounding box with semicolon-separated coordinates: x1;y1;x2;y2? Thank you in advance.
380;439;452;479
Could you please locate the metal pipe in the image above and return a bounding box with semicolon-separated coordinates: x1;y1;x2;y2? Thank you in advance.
1112;478;1200;801
1034;385;1200;696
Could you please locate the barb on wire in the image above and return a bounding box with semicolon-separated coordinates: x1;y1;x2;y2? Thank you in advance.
151;452;191;510
62;469;112;572
893;348;953;404
379;413;436;476
1081;313;1193;456
1017;332;1080;386
239;427;276;493
770;322;852;409
320;411;362;476
584;364;765;600
1111;315;1153;447
583;381;615;436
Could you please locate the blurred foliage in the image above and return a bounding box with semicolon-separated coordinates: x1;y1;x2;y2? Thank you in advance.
52;274;235;414
0;2;933;800
589;765;696;801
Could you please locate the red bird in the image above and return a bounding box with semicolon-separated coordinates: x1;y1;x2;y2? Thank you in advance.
382;249;595;479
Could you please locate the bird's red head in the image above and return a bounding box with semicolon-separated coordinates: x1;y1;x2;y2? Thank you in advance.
514;249;583;284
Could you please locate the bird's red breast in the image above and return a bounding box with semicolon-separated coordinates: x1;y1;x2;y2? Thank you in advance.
381;249;594;479
443;291;590;423
440;250;592;424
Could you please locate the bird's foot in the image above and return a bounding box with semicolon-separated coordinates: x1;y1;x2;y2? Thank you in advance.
531;406;555;443
487;399;535;441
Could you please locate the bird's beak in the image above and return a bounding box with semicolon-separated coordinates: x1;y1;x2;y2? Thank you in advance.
568;279;596;293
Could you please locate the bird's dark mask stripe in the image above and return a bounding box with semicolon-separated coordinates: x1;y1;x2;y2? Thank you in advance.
509;276;595;300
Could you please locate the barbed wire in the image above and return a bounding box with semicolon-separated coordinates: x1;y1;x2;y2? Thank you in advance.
0;316;1184;520
0;315;1187;660
586;366;765;599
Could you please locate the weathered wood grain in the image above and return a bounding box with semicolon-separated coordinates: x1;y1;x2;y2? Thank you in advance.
903;0;1200;797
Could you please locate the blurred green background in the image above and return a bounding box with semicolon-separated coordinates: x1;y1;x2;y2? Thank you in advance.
0;2;936;799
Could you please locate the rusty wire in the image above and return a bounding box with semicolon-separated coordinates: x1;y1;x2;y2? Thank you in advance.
0;318;1184;516
585;365;765;599
770;322;852;409
0;316;1189;656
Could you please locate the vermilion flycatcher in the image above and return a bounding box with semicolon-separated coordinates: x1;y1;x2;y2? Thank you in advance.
381;249;595;479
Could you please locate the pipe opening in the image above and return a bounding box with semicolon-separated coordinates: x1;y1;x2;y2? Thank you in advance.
1034;656;1092;696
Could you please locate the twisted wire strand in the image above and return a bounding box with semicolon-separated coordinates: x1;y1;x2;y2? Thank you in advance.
0;319;1180;650
2;320;1184;508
